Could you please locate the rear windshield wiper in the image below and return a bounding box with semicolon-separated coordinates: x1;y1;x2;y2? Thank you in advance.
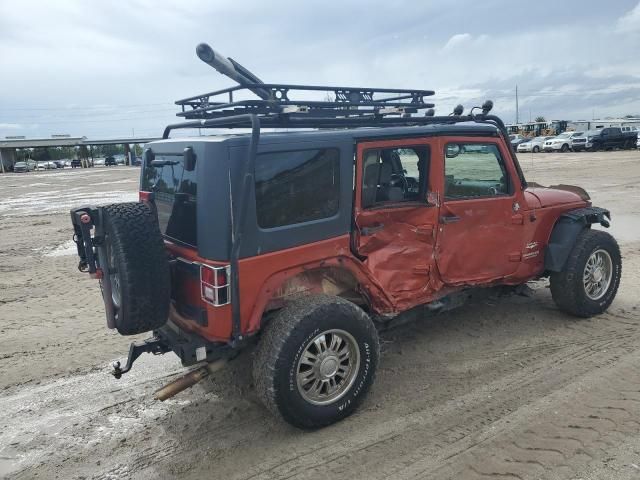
150;159;180;167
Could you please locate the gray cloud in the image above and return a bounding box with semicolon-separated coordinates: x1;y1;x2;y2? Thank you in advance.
1;0;639;138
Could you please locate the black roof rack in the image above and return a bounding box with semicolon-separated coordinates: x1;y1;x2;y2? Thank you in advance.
163;43;512;144
171;43;440;131
176;83;436;121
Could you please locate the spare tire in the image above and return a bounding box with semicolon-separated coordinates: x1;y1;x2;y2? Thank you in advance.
101;202;170;335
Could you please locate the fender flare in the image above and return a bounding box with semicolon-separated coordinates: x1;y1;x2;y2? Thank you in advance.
544;207;611;272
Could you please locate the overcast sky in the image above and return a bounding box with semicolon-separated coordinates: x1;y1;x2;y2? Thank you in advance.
1;0;640;139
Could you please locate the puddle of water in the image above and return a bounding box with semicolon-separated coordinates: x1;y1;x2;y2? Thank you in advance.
43;240;77;257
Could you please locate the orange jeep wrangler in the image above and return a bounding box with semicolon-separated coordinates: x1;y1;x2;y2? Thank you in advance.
70;44;621;429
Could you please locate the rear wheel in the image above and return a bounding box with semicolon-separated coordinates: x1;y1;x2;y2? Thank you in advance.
550;229;621;317
533;146;540;153
253;295;379;429
101;202;170;335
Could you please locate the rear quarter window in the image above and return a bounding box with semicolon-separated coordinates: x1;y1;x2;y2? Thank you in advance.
255;148;340;229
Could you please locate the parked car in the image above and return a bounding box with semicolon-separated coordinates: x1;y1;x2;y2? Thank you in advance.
37;161;57;170
53;160;66;169
131;156;142;166
94;158;106;166
70;44;622;429
509;134;529;149
71;159;82;168
589;127;637;151
105;156;117;166
570;131;591;151
543;132;580;152
13;160;36;172
517;136;555;153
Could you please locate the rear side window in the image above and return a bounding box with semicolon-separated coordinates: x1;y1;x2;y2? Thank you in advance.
255;148;340;229
361;146;429;208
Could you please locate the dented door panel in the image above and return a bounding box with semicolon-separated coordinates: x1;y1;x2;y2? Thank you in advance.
353;138;441;309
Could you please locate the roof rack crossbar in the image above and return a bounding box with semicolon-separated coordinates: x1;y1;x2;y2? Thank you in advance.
175;83;436;121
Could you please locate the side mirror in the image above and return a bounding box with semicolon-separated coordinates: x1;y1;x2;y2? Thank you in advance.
446;144;461;158
183;147;196;171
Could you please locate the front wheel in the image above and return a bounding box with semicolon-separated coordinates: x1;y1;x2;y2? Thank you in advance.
561;143;570;152
533;146;540;153
550;229;621;317
253;295;379;429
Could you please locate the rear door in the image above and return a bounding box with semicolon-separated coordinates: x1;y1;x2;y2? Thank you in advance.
435;138;526;284
353;137;440;308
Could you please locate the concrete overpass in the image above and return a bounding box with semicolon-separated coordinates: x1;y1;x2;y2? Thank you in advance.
0;135;160;172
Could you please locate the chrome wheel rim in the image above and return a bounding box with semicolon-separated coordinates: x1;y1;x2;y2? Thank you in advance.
583;249;613;301
296;329;360;406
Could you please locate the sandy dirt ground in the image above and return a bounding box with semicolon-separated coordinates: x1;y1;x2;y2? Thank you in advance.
1;151;640;479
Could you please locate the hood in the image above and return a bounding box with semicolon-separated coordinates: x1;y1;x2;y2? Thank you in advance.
524;183;590;208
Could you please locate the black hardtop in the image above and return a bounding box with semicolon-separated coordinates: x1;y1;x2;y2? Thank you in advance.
153;122;499;150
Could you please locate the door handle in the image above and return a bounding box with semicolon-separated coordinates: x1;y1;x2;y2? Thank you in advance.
440;215;461;224
361;224;385;236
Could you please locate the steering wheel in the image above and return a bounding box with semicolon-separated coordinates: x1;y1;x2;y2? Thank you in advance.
390;173;409;193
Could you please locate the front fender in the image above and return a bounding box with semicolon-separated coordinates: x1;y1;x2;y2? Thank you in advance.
544;207;611;272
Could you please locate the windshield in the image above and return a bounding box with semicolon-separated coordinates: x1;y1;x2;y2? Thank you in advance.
142;154;197;247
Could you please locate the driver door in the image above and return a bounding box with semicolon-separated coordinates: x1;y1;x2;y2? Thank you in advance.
353;138;440;309
435;138;526;284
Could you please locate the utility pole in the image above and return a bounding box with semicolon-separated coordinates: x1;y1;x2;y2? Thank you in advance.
515;85;519;125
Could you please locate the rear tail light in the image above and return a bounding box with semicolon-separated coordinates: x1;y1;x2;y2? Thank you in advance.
139;191;154;203
200;264;231;307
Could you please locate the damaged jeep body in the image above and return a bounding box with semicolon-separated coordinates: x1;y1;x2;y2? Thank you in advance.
70;44;621;428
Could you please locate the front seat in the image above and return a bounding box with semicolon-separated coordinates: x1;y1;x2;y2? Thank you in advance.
377;163;403;202
362;164;380;208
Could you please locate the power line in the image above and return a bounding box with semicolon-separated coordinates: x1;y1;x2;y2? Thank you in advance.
1;102;175;111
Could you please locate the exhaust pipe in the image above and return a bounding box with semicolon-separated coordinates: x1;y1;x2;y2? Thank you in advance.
154;358;228;401
195;43;270;100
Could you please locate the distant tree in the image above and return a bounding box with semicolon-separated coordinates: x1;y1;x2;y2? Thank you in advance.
32;148;51;161
534;116;546;123
133;144;142;156
77;145;88;160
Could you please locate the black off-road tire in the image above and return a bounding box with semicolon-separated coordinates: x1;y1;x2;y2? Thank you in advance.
253;295;379;429
550;229;621;318
102;202;170;335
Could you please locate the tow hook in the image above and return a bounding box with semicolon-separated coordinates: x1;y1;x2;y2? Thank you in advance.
111;337;170;379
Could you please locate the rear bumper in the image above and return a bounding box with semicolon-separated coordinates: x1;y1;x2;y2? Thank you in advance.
155;312;238;366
